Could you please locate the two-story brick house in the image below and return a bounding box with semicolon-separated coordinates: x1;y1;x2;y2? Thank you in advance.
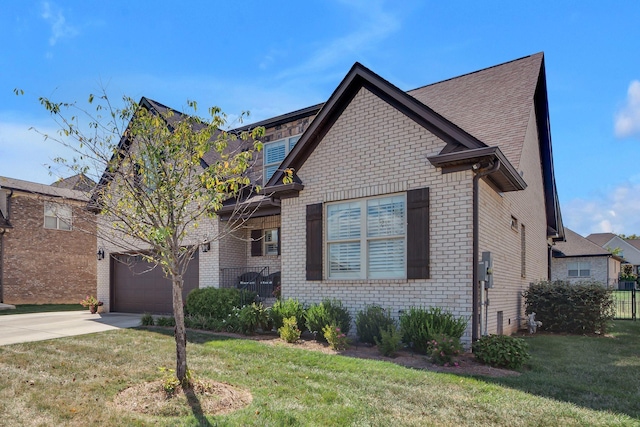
0;176;97;304
97;52;564;342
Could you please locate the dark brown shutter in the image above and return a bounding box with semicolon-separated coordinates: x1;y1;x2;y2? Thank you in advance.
407;187;430;279
251;229;262;257
277;227;281;256
306;203;323;280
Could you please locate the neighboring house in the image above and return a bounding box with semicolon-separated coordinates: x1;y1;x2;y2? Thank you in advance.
0;176;96;304
587;233;640;274
96;52;564;342
551;228;622;287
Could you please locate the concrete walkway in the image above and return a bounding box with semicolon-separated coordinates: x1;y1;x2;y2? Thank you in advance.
0;311;142;346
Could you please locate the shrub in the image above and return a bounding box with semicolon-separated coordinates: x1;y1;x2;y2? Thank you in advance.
523;280;614;334
185;287;256;319
375;325;403;357
355;305;395;344
278;316;301;343
428;334;462;366
473;334;530;369
399;307;468;354
238;303;271;335
323;324;349;350
305;299;352;340
155;316;176;327
140;312;155;326
270;298;306;332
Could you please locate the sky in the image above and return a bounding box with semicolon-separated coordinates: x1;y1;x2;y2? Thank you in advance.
1;1;640;237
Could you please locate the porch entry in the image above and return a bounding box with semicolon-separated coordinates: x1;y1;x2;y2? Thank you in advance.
220;267;280;300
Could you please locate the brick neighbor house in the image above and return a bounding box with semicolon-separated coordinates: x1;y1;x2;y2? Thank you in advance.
96;52;564;342
0;176;97;304
551;228;622;288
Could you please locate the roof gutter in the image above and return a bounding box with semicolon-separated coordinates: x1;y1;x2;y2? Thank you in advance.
472;159;501;342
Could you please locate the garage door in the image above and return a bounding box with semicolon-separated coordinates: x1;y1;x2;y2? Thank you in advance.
110;252;199;314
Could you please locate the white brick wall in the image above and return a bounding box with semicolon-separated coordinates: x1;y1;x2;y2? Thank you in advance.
281;87;475;342
551;256;618;288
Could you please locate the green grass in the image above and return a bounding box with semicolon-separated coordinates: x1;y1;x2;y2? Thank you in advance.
0;304;83;315
0;322;638;426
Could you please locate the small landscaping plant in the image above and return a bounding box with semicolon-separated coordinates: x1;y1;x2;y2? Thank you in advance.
158;367;192;397
399;307;468;354
80;295;103;312
238;302;271;335
473;334;531;369
155;316;176;327
278;316;301;343
428;334;462;366
270;298;306;332
305;299;352;340
140;313;155;326
375;325;403;357
323;324;349;350
356;305;395;345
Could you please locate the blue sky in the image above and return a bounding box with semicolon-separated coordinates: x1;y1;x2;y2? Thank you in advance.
1;1;639;237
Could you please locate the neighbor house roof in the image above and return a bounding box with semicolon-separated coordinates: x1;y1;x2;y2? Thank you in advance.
0;176;88;201
553;228;618;258
625;239;640;251
586;233;617;247
51;173;96;192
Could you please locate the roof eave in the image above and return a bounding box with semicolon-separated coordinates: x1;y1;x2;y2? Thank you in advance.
427;147;527;192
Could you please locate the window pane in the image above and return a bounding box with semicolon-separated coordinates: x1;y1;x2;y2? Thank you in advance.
289;136;301;150
367;196;405;237
568;270;578;277
329;242;361;277
368;239;405;279
264;229;278;256
265;141;286;164
580;269;590;277
44;216;58;229
59;219;72;231
327;203;361;240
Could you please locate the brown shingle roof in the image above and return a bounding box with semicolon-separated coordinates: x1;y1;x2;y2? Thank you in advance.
0;176;88;201
408;53;544;169
51;173;96;192
553;228;611;257
585;233;617;247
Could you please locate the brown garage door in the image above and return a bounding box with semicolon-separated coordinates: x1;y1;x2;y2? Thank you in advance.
110;252;199;314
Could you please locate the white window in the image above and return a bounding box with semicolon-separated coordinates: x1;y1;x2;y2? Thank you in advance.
264;228;279;256
44;202;72;230
568;262;590;277
263;135;301;181
327;194;406;279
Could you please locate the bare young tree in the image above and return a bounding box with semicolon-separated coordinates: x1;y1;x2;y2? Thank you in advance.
36;93;266;384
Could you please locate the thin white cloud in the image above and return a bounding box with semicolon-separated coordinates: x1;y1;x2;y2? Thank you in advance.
563;181;640;236
41;1;78;46
614;80;640;139
275;0;401;80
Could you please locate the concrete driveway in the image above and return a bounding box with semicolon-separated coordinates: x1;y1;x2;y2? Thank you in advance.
0;311;142;346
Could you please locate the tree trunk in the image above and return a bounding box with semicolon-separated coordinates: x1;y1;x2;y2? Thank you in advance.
172;274;188;384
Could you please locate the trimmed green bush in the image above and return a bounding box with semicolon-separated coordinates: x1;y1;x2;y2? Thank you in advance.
473;334;530;369
238;303;271;335
428;334;462;366
355;305;395;345
155;316;175;327
270;298;306;332
305;299;352;340
140;312;155;326
278;316;301;343
185;287;256;319
375;325;403;357
399;307;468;354
523;280;614;334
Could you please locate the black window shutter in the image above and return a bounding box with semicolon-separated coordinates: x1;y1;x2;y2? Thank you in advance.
251;229;262;257
407;187;430;279
277;227;281;256
306;203;323;280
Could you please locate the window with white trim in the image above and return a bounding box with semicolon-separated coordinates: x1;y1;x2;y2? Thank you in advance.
263;135;301;181
263;228;279;256
568;261;590;277
44;202;72;230
327;194;406;279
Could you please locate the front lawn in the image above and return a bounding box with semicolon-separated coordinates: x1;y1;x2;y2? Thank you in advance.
0;322;637;426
